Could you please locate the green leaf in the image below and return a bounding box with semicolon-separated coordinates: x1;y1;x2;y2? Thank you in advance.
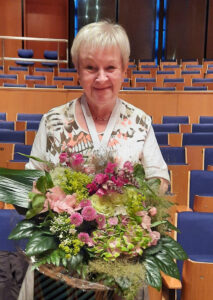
8;220;36;240
115;277;131;290
26;231;57;256
144;241;162;256
0;168;44;208
69;253;84;270
155;250;180;279
32;194;45;209
17;153;52;169
161;236;188;260
165;221;180;232
151;220;167;228
144;256;162;291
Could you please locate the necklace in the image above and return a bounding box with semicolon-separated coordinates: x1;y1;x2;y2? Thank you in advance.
93;115;111;121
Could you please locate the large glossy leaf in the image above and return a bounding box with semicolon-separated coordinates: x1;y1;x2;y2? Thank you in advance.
0;168;44;208
26;231;57;256
8;220;36;240
161;236;188;260
144;256;162;291
155;250;180;279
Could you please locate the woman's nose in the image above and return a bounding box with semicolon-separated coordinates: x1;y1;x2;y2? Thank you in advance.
96;69;107;82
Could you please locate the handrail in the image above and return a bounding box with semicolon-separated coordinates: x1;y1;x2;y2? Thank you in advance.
0;35;69;70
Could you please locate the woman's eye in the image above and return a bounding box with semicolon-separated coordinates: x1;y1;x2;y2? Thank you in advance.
86;65;94;71
107;66;115;71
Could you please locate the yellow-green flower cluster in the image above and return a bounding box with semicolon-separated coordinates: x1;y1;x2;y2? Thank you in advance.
59;238;84;258
50;167;92;201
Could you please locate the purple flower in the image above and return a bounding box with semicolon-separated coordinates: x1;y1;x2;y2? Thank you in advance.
59;152;68;163
78;232;90;244
94;173;108;184
108;217;118;226
80;199;92;208
96;214;106;229
71;153;84;166
70;212;83;226
81;206;97;221
123;161;134;172
105;162;117;174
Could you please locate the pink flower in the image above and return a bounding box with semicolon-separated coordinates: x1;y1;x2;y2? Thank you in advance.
71;153;84;166
84;165;95;175
96;214;106;229
70;212;83;226
141;215;151;230
149;207;157;216
136;211;147;217
59;152;68;163
105;162;117;174
111;176;125;187
94;173;108;184
123;161;134;172
121;215;129;226
149;231;161;246
81;206;97;221
80;199;92;208
87;182;98;193
87;237;95;247
96;188;107;197
78;232;90;244
54;194;80;214
108;217;118;226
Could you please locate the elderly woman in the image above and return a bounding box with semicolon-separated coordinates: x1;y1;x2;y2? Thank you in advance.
26;21;169;193
25;21;170;299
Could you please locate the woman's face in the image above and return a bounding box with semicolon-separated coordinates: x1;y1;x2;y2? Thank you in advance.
78;46;126;108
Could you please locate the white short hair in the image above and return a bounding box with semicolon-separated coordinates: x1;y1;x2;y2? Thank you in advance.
71;21;130;70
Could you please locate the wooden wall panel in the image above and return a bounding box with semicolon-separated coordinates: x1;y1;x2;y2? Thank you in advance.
118;0;156;61
0;0;22;60
24;0;68;61
206;0;213;58
1;89;213;124
166;0;207;62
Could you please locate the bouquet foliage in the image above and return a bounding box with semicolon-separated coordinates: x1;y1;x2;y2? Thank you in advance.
0;149;187;300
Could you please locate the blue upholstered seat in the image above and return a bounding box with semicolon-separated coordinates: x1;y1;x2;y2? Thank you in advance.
17;113;43;121
203;148;213;170
26;121;40;130
11;144;32;162
155;132;168;146
0;130;25;143
3;83;27;88
160;147;186;165
34;84;57;89
16;49;34;66
153;124;179;133
153;87;176;91
192;124;213;133
64;85;83;89
184;86;207;91
182;133;213;146
122;87;145;90
162;116;189;124
199;116;213;123
42;50;58;67
0;121;14;130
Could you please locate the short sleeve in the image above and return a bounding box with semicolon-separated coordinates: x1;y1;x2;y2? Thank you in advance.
141;125;170;182
25;116;47;170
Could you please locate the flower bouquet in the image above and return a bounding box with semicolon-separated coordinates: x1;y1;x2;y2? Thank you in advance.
0;149;187;300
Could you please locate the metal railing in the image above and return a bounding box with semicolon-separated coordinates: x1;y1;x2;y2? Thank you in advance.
0;36;69;70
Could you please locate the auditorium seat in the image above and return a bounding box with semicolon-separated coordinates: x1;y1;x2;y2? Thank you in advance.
135;78;157;90
184;86;207;91
181;70;202;86
160;59;177;69
177;211;213;300
181;59;199;69
34;67;54;85
26;121;40;131
153;124;179;133
25;75;46;87
162;116;189;124
3;83;27;88
182;133;213;146
0;74;18;86
0;121;14;130
16;113;43;121
0;130;25;143
192;124;213;133
161;64;181;76
63;85;83;89
138;64;159;77
184;64;204;76
189;170;213;212
42;50;58;67
8;66;29;84
155;132;169;145
16;49;34;68
121;78;131;88
53;76;74;88
131;70;151;87
58;68;78;85
192;78;213;90
126;64;137;78
199;116;213;123
122;87;145;91
203;148;213;170
34;84;57;89
163;78;185;90
160;147;186;165
156;70;177;86
10;144;32;163
153;87;176;91
0;113;7;121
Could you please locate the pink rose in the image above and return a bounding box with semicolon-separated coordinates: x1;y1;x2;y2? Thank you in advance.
71;153;84;166
59;152;68;163
108;217;118;226
94;173;108;184
141;215;151;230
149;231;160;246
149;207;157;217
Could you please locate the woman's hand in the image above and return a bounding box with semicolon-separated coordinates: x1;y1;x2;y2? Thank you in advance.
159;178;169;194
